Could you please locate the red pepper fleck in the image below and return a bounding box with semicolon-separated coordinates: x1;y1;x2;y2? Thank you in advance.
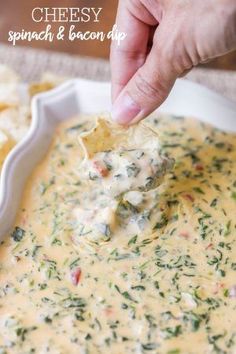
194;163;204;171
93;160;109;177
206;243;213;250
213;282;225;295
183;194;195;202
71;267;82;286
104;307;113;316
179;231;190;239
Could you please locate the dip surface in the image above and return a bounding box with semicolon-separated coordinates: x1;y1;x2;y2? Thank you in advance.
0;114;236;354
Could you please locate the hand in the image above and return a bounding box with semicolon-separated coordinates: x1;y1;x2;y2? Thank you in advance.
110;0;236;124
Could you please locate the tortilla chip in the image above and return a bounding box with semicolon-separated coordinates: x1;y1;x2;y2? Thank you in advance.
79;117;160;159
79;118;123;158
29;82;55;97
29;73;69;97
0;83;21;107
0;130;15;168
0;106;31;142
0;65;19;84
0;102;17;112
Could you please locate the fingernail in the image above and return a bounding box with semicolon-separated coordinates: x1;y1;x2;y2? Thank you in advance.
111;93;141;124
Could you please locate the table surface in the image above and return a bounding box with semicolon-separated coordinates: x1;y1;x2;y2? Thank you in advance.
0;43;235;104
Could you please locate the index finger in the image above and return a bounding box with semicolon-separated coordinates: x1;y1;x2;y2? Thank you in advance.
110;0;157;102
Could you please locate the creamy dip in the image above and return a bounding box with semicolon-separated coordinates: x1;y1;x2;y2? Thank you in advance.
0;114;236;354
83;148;173;197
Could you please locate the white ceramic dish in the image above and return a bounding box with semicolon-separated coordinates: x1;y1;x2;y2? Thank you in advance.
0;78;236;240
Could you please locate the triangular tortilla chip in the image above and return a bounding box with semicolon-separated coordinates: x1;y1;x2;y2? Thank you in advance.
79;117;160;159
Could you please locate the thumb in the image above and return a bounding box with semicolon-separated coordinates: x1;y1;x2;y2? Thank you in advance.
111;40;180;125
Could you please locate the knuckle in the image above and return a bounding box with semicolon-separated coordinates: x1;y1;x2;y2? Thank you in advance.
174;50;194;73
132;70;167;103
126;0;144;17
160;39;191;74
111;47;146;62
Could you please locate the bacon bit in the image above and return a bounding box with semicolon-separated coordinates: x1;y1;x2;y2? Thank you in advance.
194;163;204;171
179;231;190;239
229;285;236;298
71;267;82;286
205;243;213;250
183;194;195;202
93;160;109;177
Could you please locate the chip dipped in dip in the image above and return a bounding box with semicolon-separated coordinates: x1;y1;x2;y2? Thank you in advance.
79;117;174;197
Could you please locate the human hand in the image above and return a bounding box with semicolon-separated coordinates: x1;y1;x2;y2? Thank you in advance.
110;0;236;124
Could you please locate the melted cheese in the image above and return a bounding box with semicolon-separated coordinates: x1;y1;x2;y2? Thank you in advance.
83;148;174;197
0;114;236;354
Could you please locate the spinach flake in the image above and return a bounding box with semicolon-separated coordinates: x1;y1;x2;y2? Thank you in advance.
11;226;25;242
